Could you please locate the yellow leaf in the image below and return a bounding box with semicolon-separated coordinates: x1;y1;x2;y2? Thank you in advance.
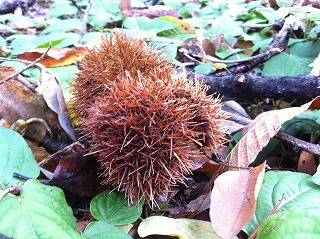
138;216;229;239
160;16;196;33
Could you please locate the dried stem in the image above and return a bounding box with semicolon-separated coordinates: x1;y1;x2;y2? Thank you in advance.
0;43;52;86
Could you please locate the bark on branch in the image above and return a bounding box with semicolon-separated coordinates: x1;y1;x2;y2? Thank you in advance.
187;70;320;101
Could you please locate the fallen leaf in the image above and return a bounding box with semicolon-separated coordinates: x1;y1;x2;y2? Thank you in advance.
40;69;77;141
18;48;82;67
160;16;196;34
0;66;62;141
227;96;320;168
210;162;265;239
298;151;318;175
119;0;132;12
186;193;211;213
122;6;180;18
138;216;226;239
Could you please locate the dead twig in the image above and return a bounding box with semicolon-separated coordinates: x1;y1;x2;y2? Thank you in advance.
248;193;286;239
277;131;320;157
78;0;94;44
0;43;52;86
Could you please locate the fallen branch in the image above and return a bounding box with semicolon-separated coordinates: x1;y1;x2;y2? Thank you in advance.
186;70;320;101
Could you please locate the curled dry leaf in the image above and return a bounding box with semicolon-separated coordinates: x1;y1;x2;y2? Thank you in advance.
298;151;318;175
210;96;320;239
18;48;82;67
227;96;320;168
210;162;265;239
40;69;77;141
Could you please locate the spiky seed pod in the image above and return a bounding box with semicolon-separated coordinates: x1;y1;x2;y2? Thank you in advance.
81;74;226;205
72;33;227;205
71;33;174;120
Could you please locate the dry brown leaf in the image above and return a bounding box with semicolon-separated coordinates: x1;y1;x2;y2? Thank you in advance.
18;48;82;67
227;96;320;168
40;69;77;141
298;151;318;175
119;0;132;12
210;162;265;239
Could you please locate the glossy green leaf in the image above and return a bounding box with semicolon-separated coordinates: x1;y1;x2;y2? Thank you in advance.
244;170;320;236
308;165;320;186
262;52;313;76
256;208;320;239
83;221;131;239
0;127;40;190
90;190;143;225
0;179;81;239
123;17;178;33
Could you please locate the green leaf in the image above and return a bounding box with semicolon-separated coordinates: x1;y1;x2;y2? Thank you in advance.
33;33;80;48
262;52;313;76
256;208;320;239
48;0;78;18
48;65;78;92
123;17;178;33
308;165;320;186
90;190;143;225
138;216;224;239
289;41;320;58
88;0;121;29
244;170;320;236
0;127;40;189
281;110;320;137
207;16;243;40
7;34;37;56
0;179;81;239
83;221;132;239
41;19;82;35
194;63;214;74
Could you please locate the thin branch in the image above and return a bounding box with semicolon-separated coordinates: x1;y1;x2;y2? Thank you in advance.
277;131;320;157
249;193;286;239
202;48;282;64
0;43;51;85
78;0;94;44
223;109;320;157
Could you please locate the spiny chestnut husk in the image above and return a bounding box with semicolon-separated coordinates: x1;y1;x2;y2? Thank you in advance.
71;33;174;120
72;33;227;206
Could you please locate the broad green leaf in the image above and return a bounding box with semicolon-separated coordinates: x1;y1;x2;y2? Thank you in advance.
262;52;313;76
123;17;178;33
90;190;143;225
10;15;38;28
0;127;40;190
41;19;82;35
256;208;320;239
7;34;37;56
48;65;78;93
0;179;81;239
281;110;320;137
33;33;80;48
244;170;320;236
48;0;78;18
194;63;214;74
308;165;320;186
83;221;131;239
289;41;320;58
89;0;121;29
208;16;243;38
138;216;225;239
0;36;5;45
